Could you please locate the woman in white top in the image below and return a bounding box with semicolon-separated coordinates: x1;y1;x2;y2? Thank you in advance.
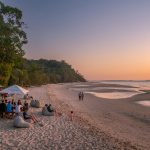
15;100;22;114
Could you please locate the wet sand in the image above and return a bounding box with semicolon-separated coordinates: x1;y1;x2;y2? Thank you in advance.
48;83;150;149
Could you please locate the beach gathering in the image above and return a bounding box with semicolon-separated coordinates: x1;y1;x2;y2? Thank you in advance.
0;0;150;150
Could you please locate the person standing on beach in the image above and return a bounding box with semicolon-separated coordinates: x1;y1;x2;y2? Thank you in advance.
0;100;6;118
15;100;22;115
6;101;13;118
78;92;82;100
11;99;16;114
81;92;84;100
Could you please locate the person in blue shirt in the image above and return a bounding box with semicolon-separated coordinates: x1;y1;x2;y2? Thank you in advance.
7;101;12;112
6;101;13;118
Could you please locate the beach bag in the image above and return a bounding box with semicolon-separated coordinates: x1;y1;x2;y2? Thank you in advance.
13;116;31;128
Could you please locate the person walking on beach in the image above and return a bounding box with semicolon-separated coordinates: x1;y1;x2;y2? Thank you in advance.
81;92;84;100
78;92;82;101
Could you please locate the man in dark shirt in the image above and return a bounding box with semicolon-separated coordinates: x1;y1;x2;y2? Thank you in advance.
0;100;6;118
47;104;54;113
23;109;38;123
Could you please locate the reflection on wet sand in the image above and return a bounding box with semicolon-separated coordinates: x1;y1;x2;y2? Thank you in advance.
136;101;150;107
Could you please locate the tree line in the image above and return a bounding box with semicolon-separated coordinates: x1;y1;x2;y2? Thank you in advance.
0;1;86;86
9;59;86;86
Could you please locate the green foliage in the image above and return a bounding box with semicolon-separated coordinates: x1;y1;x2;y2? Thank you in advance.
0;63;13;86
0;1;27;85
9;59;86;86
0;2;85;86
35;59;86;83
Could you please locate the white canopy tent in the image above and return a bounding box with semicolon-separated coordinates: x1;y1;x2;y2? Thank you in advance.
0;85;29;95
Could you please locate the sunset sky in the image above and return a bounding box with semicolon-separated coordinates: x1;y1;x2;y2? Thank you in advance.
3;0;150;80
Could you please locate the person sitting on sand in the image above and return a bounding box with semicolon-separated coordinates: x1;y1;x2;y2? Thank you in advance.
23;109;38;123
47;104;54;113
24;101;29;111
42;104;55;116
26;94;29;100
44;104;48;108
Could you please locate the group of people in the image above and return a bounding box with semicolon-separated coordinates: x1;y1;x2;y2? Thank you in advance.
0;98;37;123
0;94;60;126
0;99;23;118
24;94;33;100
43;104;55;114
78;92;84;101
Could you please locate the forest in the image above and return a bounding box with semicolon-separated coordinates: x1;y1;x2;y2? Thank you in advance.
8;59;86;86
0;1;86;86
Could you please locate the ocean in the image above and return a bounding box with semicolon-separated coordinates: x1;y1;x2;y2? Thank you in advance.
71;80;150;107
101;80;150;90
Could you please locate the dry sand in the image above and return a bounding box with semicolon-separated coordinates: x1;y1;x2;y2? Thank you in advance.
0;83;150;150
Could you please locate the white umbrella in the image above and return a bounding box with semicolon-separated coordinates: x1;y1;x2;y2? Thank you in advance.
0;85;29;95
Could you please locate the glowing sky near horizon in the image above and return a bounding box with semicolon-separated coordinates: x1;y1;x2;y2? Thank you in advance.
2;0;150;80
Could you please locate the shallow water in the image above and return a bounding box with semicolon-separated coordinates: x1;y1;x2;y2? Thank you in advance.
72;81;149;99
74;84;90;87
85;91;141;99
136;101;150;107
102;81;150;90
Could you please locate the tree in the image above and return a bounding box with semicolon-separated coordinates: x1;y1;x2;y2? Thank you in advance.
0;63;12;85
8;58;86;85
0;1;27;85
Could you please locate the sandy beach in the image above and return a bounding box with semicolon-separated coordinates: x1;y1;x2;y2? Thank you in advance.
0;83;150;150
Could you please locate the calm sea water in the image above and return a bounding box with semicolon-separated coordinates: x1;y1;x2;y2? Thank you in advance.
72;81;150;107
101;80;150;90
